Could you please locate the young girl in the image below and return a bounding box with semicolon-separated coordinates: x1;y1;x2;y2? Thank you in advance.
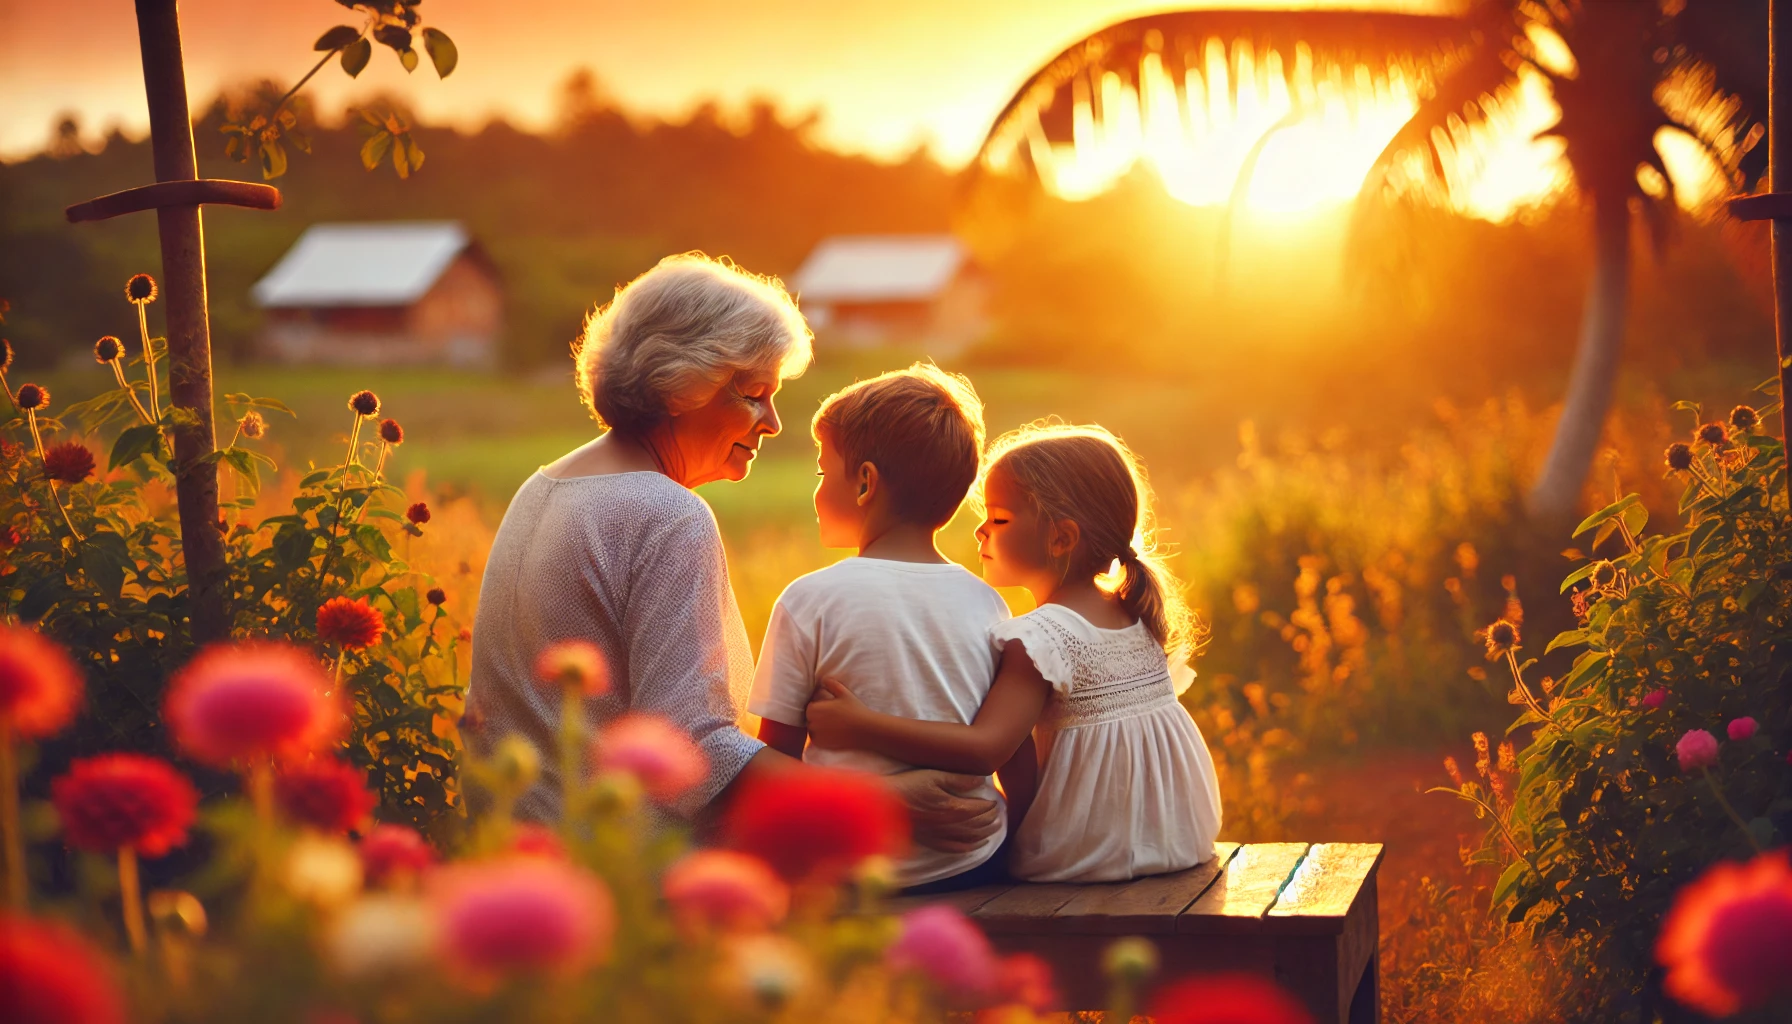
805;423;1222;883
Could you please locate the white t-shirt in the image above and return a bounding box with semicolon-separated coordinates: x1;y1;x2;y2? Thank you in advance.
748;557;1011;886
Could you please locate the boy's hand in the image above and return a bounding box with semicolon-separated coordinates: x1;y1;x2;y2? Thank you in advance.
804;678;866;748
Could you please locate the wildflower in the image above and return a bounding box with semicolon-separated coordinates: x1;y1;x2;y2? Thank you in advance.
1148;973;1314;1024
237;410;266;440
92;336;121;363
276;758;376;834
1590;560;1617;588
1729;717;1759;742
662;850;789;934
887;905;999;1002
1643;688;1669;709
0;914;126;1024
41;442;95;484
14;383;47;411
0;625;83;739
359;824;436;886
426;587;447;606
406;501;431;525
716;933;812;1006
432;857;616;980
1677;729;1721;773
316;596;386;650
164;643;339;767
1657;851;1792;1016
996;953;1060;1013
510;823;568;860
348;390;380;417
285;834;364;906
1480;619;1519;659
488;735;542;794
125;273;157;304
51;754;197;857
722;766;911;882
1497;742;1517;774
378;418;403;445
1472;731;1491;778
1102;936;1159;983
328;894;435;977
593;714;706;802
534;639;608;696
1666;442;1694;471
1443;756;1464;788
1698;422;1730;446
1731;405;1760;432
0;338;10;372
1570;588;1593;624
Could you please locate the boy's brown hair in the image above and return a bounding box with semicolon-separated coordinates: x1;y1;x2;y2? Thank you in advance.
812;363;985;530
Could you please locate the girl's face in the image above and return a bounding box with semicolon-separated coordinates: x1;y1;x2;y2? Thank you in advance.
663;367;783;488
976;463;1065;593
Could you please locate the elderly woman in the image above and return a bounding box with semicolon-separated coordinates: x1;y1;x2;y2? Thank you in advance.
467;254;996;848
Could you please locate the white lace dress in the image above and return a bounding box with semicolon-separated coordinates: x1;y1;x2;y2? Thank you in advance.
998;604;1223;883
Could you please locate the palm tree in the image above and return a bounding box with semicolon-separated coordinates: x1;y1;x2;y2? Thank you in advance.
975;1;1766;523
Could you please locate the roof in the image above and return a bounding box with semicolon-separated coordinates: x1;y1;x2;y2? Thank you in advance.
252;222;473;308
792;235;968;304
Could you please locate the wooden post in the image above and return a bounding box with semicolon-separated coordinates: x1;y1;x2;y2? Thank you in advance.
133;0;228;644
1775;0;1792;474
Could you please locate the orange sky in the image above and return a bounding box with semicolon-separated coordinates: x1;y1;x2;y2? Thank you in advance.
0;0;1455;166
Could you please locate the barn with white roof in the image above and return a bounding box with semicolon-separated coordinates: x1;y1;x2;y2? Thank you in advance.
251;221;502;368
791;235;987;352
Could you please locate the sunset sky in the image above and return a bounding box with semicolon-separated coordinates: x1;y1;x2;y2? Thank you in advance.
0;0;1454;166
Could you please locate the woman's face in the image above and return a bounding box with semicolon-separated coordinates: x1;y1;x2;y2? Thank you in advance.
663;366;784;487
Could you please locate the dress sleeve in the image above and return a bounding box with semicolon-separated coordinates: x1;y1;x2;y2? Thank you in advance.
619;506;764;812
990;612;1074;693
747;596;818;727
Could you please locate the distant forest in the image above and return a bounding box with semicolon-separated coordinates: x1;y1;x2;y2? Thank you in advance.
0;75;956;369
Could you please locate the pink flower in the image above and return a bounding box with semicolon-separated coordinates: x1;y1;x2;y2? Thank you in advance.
0;625;83;740
165;643;339;767
534;640;608;696
662;850;789;933
886;905;999;1002
359;825;435;886
591;714;706;802
1642;688;1668;709
1677;729;1720;774
1150;973;1314;1024
1729;717;1759;742
0;914;126;1024
1657;851;1792;1016
509;823;567;860
432;857;615;981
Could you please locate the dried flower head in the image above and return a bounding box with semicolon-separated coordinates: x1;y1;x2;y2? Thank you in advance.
358;824;436;886
51;754;198;857
1443;756;1464;787
0;338;11;373
125;273;157;304
348;390;380;417
316;596;386;650
1676;729;1720;773
1666;442;1694;471
164;643;339;767
92;336;121;363
432;857;616;981
1657;851;1792;1016
1481;619;1519;659
1731;405;1760;432
0;625;84;739
722;767;911;882
238;410;266;440
662;850;789;934
276;758;376;834
426;587;446;606
405;502;431;525
378;418;403;445
592;714;707;802
0;914;127;1024
534;639;608;696
1497;742;1517;774
42;442;95;484
1698;422;1730;446
14;383;47;412
886;905;999;1003
1149;973;1314;1024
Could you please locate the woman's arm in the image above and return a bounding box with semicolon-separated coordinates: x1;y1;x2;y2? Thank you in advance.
805;640;1050;775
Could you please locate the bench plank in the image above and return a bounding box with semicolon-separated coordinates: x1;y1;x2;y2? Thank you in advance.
971;882;1086;933
1268;843;1383;928
1178;842;1310;934
882;883;1013;917
1050;842;1242;934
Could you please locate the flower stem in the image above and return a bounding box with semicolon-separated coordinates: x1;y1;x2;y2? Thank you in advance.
1701;767;1766;854
560;680;584;834
332;649;346;691
28;411;84;543
111;361;154;425
1505;649;1556;728
0;726;25;909
118;847;148;955
137;305;159;420
343;416;364;475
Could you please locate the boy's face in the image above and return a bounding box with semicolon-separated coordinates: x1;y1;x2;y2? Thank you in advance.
813;431;865;549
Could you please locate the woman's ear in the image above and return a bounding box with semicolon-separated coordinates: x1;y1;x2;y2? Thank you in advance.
856;462;880;507
1048;518;1081;559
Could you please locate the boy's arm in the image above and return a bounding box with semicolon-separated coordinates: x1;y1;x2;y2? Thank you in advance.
805;640;1050;775
994;732;1039;830
756;718;809;759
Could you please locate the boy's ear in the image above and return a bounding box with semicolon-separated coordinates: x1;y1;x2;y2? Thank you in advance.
1048;518;1081;558
856;462;879;506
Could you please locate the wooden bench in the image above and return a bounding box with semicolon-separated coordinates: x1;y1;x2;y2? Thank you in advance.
888;842;1383;1023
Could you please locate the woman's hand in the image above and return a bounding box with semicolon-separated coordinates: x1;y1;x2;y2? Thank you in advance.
803;678;868;749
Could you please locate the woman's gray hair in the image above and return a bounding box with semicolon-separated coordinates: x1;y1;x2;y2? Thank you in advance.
574;253;814;434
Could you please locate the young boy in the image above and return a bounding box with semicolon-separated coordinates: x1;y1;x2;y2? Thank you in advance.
748;363;1031;891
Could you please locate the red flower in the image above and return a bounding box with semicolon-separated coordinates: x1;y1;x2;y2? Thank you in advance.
378;419;403;445
1658;851;1792;1016
1677;729;1720;773
510;823;567;860
0;626;83;739
1729;717;1759;741
1642;688;1669;709
165;643;339;767
359;824;436;885
534;639;608;696
51;754;197;857
662;850;789;933
996;953;1059;1013
0;914;126;1024
722;767;910;882
406;502;431;525
41;443;96;484
275;758;376;834
592;714;706;802
432;857;615;981
1149;973;1314;1024
316;596;385;650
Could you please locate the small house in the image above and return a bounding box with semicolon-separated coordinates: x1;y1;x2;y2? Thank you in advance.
791;235;987;352
251;222;503;368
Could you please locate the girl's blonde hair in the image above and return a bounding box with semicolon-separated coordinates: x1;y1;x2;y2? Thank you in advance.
984;421;1204;655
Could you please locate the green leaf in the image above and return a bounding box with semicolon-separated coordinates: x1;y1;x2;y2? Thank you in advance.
109;424;163;470
352;524;394;562
218;447;261;496
341;37;372;77
1559;561;1599;594
361;132;392;172
405;137;425;173
315;24;361;50
1491;859;1529;908
392;137;411;178
422;28;458;77
272;522;316;574
399;46;420;73
1545;629;1590;654
79;531;131;600
1573;494;1639;540
249;396;296;417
